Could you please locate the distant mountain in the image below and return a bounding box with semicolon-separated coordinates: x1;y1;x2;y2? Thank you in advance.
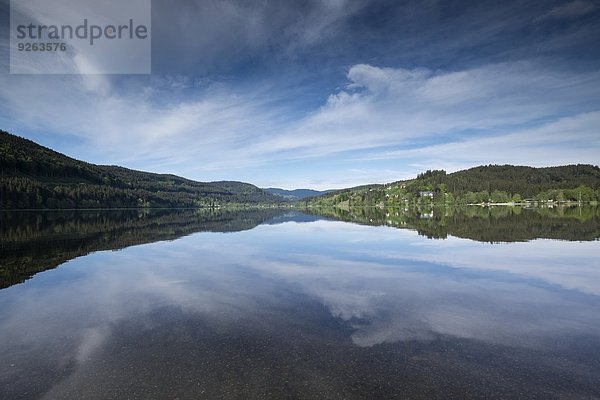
264;188;333;200
0;130;283;209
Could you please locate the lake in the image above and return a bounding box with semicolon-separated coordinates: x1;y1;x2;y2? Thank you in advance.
1;207;600;399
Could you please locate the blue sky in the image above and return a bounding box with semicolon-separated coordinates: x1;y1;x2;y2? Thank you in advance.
1;0;599;189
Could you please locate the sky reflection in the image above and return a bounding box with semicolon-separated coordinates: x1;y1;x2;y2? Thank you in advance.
1;217;599;399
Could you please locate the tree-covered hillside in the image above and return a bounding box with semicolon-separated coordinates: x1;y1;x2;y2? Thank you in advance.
417;165;600;197
308;165;600;207
0;130;284;209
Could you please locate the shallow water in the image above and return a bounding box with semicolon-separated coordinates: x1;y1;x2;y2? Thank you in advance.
1;208;599;399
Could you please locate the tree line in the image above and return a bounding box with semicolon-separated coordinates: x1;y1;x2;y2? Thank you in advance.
308;165;600;207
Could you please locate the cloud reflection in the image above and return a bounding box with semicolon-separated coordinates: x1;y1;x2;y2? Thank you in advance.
0;219;599;397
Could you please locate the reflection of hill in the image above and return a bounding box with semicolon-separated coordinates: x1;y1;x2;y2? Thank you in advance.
306;206;600;243
3;206;599;290
0;208;286;289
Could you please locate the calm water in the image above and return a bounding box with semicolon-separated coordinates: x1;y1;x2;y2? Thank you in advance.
1;208;600;399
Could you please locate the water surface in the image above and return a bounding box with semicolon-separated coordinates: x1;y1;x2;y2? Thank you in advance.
1;208;599;399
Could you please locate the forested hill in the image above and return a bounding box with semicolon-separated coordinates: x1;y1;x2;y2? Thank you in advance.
308;164;600;207
0;130;283;209
422;165;600;197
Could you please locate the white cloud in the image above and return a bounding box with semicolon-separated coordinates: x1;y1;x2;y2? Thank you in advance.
365;111;600;170
542;1;598;20
235;62;600;172
1;60;598;184
0;73;284;172
151;0;369;74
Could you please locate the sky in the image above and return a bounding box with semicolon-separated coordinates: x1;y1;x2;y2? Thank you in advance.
0;0;599;190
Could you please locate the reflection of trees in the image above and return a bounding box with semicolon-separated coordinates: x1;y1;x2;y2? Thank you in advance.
306;206;600;243
3;206;599;290
0;208;286;289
